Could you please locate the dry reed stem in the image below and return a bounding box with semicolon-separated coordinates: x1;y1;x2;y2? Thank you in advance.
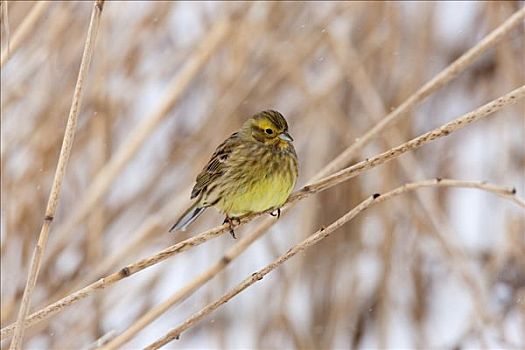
144;179;524;349
44;3;338;292
0;220;242;339
98;85;525;349
13;40;347;338
2;4;521;348
1;84;524;342
328;30;497;326
310;6;525;181
300;85;525;198
43;16;235;266
40;4;523;273
7;1;105;349
18;2;513;299
0;1;50;68
88;7;524;314
32;5;343;313
36;178;196;315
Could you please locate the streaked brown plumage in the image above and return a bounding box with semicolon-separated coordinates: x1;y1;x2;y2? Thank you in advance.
170;110;298;237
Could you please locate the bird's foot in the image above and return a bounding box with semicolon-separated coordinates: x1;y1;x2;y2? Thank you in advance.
269;208;281;219
223;216;239;239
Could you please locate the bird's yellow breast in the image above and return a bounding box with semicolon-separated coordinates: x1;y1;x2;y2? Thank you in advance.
218;168;295;217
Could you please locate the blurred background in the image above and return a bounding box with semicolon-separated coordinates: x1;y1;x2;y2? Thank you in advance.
1;1;524;349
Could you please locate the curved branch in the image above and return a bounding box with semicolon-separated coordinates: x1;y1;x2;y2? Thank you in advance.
308;6;525;180
98;85;525;349
1;85;524;342
144;179;524;349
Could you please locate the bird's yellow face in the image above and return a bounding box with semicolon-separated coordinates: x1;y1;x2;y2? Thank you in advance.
244;110;294;148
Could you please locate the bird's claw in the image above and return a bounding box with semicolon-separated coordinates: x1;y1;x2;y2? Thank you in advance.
223;216;238;239
269;208;281;219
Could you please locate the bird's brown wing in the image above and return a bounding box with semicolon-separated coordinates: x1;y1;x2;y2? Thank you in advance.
191;132;240;200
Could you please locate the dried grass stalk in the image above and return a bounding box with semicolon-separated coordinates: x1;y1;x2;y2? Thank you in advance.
8;1;105;349
145;179;523;349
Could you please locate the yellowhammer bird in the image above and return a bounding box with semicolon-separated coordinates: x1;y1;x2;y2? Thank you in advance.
169;110;298;238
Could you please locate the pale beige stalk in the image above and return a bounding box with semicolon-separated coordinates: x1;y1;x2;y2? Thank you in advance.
8;1;105;349
98;85;525;349
43;17;235;266
311;6;525;181
145;179;524;349
1;85;524;342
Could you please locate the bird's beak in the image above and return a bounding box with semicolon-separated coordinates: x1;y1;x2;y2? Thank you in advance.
279;132;294;142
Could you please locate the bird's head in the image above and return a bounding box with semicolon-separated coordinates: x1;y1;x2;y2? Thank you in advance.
242;110;294;148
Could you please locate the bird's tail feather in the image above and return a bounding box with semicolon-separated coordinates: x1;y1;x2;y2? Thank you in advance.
169;202;206;232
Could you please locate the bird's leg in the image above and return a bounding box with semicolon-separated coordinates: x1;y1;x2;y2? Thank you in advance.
223;216;237;239
269;208;281;219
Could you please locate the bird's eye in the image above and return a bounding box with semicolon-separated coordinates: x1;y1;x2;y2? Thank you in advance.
265;128;274;135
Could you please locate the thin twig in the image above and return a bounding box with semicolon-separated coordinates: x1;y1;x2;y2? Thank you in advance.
42;16;235;267
41;3;524;273
1;85;524;342
2;3;523;347
8;1;105;349
298;85;525;199
310;6;525;181
98;85;525;349
327;31;512;330
144;179;524;349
